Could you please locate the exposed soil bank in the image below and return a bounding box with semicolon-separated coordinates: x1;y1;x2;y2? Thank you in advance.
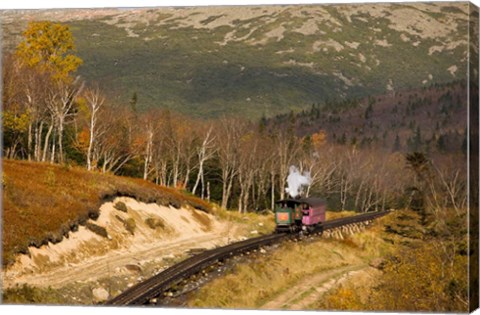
2;197;243;292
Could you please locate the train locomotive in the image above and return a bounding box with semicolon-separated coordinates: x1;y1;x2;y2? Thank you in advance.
274;198;326;233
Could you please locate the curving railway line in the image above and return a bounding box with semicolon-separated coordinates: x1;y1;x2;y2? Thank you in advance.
105;210;389;306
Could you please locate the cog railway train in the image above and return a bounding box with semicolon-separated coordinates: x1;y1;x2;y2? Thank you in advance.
274;198;326;233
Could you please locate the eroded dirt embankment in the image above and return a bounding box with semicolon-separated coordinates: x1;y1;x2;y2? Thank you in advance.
2;197;243;293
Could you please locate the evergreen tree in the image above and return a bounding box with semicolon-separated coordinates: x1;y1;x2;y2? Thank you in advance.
350;136;357;146
393;134;401;152
436;134;447;153
130;92;138;113
302;135;313;152
259;114;267;133
408;126;423;152
461;128;468;156
364;102;373;120
287;110;296;134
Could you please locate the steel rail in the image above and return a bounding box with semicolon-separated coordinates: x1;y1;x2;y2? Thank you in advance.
106;233;287;305
321;210;389;230
105;210;389;306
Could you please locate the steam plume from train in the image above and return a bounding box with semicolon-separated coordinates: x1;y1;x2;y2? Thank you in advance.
285;165;311;198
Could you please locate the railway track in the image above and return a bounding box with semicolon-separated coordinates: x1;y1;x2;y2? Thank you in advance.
105;210;389;306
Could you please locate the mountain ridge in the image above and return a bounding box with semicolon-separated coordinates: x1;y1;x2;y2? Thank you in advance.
1;2;471;118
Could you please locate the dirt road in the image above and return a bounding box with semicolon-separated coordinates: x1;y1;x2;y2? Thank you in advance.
261;264;369;310
5;230;235;289
2;197;243;291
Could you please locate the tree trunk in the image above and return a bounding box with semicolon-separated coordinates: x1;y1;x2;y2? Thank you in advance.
221;180;228;209
34;121;44;161
27;122;33;161
50;128;56;163
200;170;205;199
183;166;191;190
172;156;180;188
271;172;275;211
192;162;203;195
221;168;230;209
58;118;64;163
206;182;210;202
143;130;153;180
42;122;54;162
87;114;95;171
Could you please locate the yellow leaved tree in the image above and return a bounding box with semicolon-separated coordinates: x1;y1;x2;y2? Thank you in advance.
12;21;84;163
16;21;82;82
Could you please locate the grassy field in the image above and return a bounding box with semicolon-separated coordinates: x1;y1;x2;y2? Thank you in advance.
2;159;211;266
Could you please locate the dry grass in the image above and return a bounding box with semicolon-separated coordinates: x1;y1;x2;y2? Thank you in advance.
188;214;393;309
210;207;276;235
189;208;212;232
316;209;469;312
325;210;357;220
2;159;212;266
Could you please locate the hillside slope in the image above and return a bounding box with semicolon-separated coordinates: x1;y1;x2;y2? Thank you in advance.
3;196;236;303
1;2;470;118
2;159;211;266
2;159;275;304
266;81;468;153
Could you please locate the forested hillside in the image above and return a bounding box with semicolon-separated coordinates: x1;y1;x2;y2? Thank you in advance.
265;80;468;154
3;11;469;214
1;3;470;118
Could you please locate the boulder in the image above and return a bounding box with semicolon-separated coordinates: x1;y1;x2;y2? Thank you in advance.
92;287;109;302
125;264;142;273
369;258;386;270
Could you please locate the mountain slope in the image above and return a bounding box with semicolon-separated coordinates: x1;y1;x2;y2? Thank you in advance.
266;81;468;153
1;3;471;118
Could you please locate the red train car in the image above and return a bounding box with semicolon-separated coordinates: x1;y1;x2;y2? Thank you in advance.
274;198;326;233
300;198;326;232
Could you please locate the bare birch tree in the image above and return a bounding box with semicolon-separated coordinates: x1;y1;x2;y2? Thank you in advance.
216;117;245;209
83;86;105;171
192;125;216;197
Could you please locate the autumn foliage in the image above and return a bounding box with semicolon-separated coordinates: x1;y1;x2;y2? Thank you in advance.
319;210;469;312
15;21;82;81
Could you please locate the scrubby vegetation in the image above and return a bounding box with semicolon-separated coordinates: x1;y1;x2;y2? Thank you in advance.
2;159;211;266
188;147;470;312
124;218;136;235
113;201;128;212
2;284;66;305
188;210;395;309
318;209;469;312
85;222;109;238
145;217;166;230
2;17;469;216
188;209;470;312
